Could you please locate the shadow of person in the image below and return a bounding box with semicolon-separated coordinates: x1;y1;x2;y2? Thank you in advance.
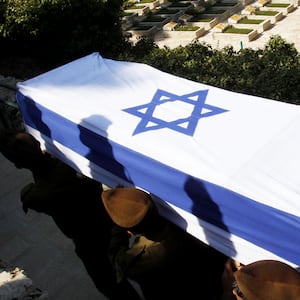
78;114;134;187
184;176;236;255
16;96;80;171
184;176;237;298
77;115;142;299
17;96;52;138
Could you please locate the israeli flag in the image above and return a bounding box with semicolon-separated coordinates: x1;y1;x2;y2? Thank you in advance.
16;52;300;268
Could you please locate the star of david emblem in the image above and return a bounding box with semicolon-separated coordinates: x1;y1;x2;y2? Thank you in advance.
123;89;228;136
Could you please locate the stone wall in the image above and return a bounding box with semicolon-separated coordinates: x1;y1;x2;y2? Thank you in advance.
0;75;23;130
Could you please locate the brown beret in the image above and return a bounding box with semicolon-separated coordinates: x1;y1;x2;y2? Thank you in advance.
101;188;152;228
234;260;300;300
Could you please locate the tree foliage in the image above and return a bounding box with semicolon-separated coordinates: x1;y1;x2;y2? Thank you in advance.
0;0;124;65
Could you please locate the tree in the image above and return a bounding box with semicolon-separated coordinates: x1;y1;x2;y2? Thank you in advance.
0;0;124;66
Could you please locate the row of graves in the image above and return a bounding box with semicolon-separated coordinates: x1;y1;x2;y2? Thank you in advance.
122;0;299;44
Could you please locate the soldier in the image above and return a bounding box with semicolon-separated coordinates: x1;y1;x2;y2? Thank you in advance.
101;187;229;300
231;260;300;300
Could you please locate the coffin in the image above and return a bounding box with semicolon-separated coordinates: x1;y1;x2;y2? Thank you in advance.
16;52;300;268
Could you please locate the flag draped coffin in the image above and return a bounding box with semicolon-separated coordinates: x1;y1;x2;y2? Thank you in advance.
16;52;300;268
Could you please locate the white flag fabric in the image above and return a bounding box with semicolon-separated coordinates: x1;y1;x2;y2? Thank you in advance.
16;52;300;268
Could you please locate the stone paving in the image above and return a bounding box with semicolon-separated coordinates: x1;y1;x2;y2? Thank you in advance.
0;154;107;300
